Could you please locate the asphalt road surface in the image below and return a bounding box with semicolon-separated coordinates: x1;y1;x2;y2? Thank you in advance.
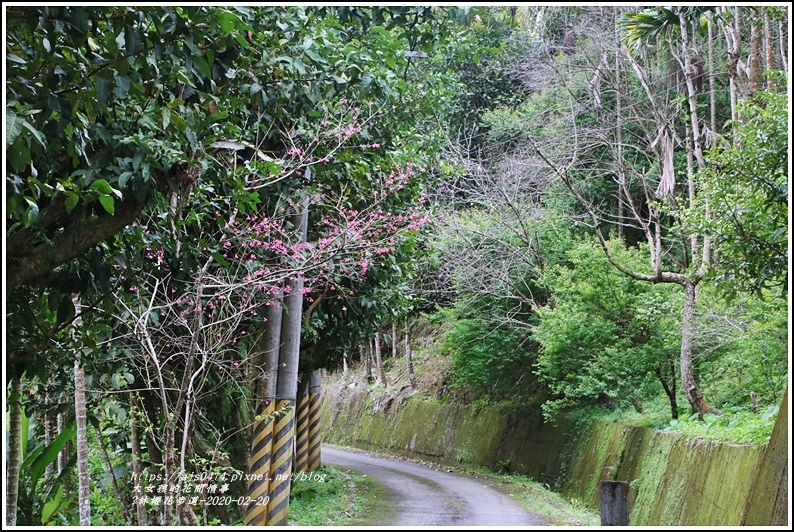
323;445;548;526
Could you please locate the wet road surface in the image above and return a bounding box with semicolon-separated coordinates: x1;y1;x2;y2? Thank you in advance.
323;445;547;526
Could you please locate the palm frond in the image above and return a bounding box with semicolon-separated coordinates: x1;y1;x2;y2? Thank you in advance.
619;8;679;56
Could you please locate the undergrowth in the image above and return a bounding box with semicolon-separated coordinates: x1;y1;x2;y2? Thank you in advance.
288;465;381;526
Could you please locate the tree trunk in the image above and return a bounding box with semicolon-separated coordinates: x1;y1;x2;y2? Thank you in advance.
405;323;417;388
276;204;308;401
178;504;201;526
43;388;56;485
707;12;717;135
679;281;721;416
763;9;775;89
75;354;91;526
747;9;762;96
130;395;148;526
719;6;743;136
614;8;625;237
162;417;176;525
778;19;788;79
374;331;387;387
6;374;22;527
657;362;679;419
364;342;373;383
676;7;706;169
144;428;164;526
57;412;66;474
263;295;285;393
391;322;398;359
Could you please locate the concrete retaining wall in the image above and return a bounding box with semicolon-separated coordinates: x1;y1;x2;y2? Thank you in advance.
322;384;785;526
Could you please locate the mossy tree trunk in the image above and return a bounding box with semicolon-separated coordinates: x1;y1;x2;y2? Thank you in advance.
405;323;417;388
73;294;91;526
364;341;373;383
679;281;720;417
6;375;22;527
374;331;387;387
74;352;91;525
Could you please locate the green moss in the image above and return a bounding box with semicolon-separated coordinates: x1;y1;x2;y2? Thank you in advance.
322;381;771;526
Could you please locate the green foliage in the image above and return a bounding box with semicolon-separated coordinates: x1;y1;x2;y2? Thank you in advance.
438;7;525;148
287;466;371;526
660;406;780;446
691;86;789;296
445;316;536;399
693;287;788;408
6;8;790;526
534;236;681;420
14;408;77;526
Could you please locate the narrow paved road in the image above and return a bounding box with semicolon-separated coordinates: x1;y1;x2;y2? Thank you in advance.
323;445;547;526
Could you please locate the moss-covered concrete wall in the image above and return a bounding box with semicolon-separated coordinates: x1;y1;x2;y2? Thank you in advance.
322;385;784;526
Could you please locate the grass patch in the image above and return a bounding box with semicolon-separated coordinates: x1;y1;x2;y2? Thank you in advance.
449;466;600;526
565;397;781;447
288;465;393;526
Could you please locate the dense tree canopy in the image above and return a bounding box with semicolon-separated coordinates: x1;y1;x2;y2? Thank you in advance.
4;4;788;526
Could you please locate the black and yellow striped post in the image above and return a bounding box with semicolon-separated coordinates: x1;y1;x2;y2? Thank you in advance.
294;381;310;474
244;398;275;526
266;399;295;525
307;370;322;471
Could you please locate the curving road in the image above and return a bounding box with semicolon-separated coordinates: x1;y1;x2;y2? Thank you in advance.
322;445;547;526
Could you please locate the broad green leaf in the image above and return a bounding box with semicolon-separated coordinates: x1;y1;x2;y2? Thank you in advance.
20;440;46;475
211;251;229;268
193;55;211;78
125;28;141;55
218;12;237;33
761;404;779;422
20;405;30;460
41;486;63;524
57;295;75;324
293;58;306;75
114;76;131;98
24;197;40;226
304;48;326;64
99;193;115;215
95;77;112;105
90;178;114;195
6;109;24;147
48;290;61;313
64;192;80;212
7;52;26;64
118;171;134;189
29;423;77;488
22;120;46;148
